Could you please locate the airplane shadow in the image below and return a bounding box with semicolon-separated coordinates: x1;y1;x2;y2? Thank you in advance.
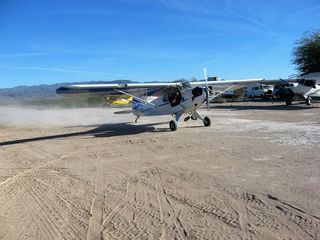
212;103;317;111
0;122;169;147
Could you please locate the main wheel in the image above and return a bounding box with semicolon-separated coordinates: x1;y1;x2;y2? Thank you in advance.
203;116;211;127
286;99;292;106
306;97;312;105
169;120;178;131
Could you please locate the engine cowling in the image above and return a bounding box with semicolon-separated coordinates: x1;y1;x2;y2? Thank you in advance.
192;87;203;98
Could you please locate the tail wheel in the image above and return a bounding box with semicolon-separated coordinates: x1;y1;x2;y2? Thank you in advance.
169;120;178;131
203;116;211;127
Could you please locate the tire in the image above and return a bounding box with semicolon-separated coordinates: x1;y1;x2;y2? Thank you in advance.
169;120;178;131
286;99;292;106
306;97;312;105
184;116;190;122
203;116;211;127
191;115;197;120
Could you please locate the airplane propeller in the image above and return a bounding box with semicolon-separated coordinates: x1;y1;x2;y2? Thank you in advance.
204;67;210;110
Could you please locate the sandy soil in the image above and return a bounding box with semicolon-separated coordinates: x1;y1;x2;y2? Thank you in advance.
0;102;319;239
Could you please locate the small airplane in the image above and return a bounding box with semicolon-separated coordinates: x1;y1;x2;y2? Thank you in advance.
56;70;320;131
103;96;133;105
283;72;320;105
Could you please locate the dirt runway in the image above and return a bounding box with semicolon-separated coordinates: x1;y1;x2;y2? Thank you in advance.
0;103;319;239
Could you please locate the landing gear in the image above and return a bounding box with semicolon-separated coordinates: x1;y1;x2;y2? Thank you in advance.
286;98;292;106
305;97;312;105
203;116;211;127
184;116;190;122
193;111;212;128
286;94;295;106
169;120;178;131
169;111;212;131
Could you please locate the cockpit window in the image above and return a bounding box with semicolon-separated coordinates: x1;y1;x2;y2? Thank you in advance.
163;87;182;107
181;81;192;90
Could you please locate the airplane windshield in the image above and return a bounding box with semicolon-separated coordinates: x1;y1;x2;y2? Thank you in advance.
180;81;192;90
163;87;182;107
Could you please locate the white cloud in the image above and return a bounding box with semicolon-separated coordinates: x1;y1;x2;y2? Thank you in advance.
0;52;53;58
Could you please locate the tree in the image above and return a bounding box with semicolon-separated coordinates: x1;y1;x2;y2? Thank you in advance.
292;30;320;76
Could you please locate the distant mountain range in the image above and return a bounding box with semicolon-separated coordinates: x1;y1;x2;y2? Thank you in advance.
0;80;136;104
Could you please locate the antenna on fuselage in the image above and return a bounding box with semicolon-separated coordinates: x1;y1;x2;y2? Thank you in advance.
203;67;209;110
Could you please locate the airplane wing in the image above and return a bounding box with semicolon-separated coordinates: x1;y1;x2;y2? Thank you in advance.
56;78;305;97
301;72;320;82
191;78;295;87
56;82;179;97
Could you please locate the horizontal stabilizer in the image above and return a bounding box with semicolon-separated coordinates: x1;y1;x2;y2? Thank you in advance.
114;110;133;114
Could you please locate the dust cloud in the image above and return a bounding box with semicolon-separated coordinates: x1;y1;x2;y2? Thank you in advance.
0;106;130;128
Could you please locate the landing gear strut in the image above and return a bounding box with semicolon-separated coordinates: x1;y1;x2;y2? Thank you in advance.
286;99;292;106
169;111;212;131
192;111;212;127
286;94;294;106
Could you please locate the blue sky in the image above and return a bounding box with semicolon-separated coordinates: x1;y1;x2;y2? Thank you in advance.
0;0;319;88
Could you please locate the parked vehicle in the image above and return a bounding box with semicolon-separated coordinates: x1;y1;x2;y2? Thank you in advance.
244;84;274;98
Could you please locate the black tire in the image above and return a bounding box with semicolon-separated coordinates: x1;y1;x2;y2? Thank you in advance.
286;99;292;106
184;116;190;122
169;120;178;131
306;97;312;105
203;116;211;127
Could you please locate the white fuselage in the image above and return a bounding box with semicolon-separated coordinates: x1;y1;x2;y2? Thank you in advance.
288;83;320;98
132;87;206;117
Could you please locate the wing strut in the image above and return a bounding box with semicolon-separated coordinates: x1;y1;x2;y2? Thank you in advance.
112;89;156;107
209;85;236;101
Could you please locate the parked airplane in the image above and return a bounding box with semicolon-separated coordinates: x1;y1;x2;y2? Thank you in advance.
56;71;319;131
283;72;320;105
103;96;133;105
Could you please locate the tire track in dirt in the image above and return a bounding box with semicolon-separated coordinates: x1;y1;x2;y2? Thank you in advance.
101;179;143;239
10;171;57;240
87;154;105;240
101;173;170;239
114;167;241;239
13;170;69;239
0;145;71;189
11;168;85;239
144;169;241;227
0;145;91;239
127;140;318;239
242;192;320;239
149;168;188;240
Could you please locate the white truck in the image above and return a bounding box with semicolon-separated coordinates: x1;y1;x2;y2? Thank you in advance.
244;84;274;98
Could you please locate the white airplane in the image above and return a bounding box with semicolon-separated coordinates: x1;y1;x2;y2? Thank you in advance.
56;71;319;131
283;72;320;105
